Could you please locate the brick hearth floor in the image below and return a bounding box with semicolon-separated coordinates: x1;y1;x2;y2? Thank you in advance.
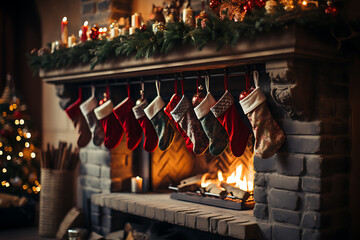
91;193;257;239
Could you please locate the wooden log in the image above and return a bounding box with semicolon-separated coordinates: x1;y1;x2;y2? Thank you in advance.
220;183;250;201
177;174;202;192
205;183;224;195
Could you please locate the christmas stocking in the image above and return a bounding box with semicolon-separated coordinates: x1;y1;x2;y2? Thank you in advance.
194;76;229;156
240;71;285;158
65;88;91;148
210;85;250;157
80;86;105;146
94;98;124;149
132;99;158;152
144;81;175;151
113;85;142;150
164;79;194;153
171;95;208;155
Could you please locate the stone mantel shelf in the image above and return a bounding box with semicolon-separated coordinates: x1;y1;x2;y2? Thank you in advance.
91;193;257;239
41;26;341;84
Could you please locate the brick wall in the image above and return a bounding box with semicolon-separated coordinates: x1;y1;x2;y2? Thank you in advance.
254;60;350;240
81;0;132;27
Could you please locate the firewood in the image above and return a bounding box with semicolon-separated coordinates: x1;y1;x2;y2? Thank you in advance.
178;174;202;188
205;183;225;195
220;183;250;201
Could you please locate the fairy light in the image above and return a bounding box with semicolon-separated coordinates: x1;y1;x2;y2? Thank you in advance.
2;112;6;117
6;155;11;160
25;142;30;148
2;168;7;173
16;136;21;141
0;142;2;147
19;152;23;157
31;152;36;158
0;150;3;155
9;105;13;111
26;133;31;139
20;119;24;125
13;104;17;109
15;119;19;125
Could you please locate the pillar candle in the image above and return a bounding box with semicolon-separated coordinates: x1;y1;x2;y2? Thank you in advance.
81;21;89;42
131;13;141;28
131;176;143;193
61;17;68;45
183;7;194;26
67;35;76;48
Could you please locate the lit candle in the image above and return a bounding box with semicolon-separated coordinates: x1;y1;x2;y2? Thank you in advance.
110;22;119;39
61;17;68;45
182;7;194;26
131;176;143;193
131;13;141;28
81;21;89;42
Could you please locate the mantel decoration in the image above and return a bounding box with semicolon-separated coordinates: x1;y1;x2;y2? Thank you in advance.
29;0;360;74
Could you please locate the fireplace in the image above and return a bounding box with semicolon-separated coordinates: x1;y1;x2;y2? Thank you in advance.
42;26;352;239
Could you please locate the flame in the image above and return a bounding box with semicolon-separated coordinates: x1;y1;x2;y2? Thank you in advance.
219;164;254;192
217;171;223;182
62;17;68;22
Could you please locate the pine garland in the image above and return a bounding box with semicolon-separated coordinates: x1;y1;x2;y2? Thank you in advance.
28;6;360;74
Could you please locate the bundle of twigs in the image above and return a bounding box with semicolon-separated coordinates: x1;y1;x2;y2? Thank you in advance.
40;141;79;170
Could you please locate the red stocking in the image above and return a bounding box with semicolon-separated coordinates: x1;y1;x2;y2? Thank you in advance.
113;85;142;150
164;79;194;153
210;75;250;157
94;87;124;149
65;88;91;148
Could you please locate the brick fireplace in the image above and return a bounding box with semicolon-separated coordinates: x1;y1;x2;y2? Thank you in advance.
42;26;352;239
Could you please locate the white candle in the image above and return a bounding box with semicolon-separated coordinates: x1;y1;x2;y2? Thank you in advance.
129;27;136;35
131;13;141;28
183;7;194;26
67;35;76;48
131;176;143;193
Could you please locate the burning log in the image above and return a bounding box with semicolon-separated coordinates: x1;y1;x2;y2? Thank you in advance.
205;183;225;195
220;183;250;201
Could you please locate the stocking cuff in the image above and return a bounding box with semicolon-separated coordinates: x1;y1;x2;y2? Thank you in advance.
170;95;192;123
210;90;234;118
132;100;148;119
114;97;134;113
144;96;165;119
80;96;98;115
194;92;216;119
94;100;114;120
239;87;266;114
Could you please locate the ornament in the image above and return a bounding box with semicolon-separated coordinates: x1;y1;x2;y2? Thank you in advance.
195;11;208;28
201;18;209;28
281;0;295;11
136;90;145;106
192;85;206;107
255;0;267;8
219;3;234;20
90;24;100;40
153;22;165;33
233;6;246;22
99;92;108;105
140;24;147;31
37;48;50;56
247;0;257;11
150;5;166;23
325;1;337;16
13;110;22;119
265;0;278;14
209;0;221;9
239;86;255;100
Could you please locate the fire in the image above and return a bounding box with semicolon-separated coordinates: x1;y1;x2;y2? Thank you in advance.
200;164;254;192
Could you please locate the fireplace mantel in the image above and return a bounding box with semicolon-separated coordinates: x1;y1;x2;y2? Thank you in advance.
40;25;341;84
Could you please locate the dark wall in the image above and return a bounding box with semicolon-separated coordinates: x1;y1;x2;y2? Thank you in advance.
0;1;42;141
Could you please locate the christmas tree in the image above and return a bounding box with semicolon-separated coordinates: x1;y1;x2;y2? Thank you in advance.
0;74;40;197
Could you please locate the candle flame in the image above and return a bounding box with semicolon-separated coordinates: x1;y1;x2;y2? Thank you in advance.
136;176;140;180
62;17;68;22
84;21;88;26
302;1;307;6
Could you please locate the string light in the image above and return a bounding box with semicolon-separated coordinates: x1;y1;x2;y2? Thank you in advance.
13;104;17;109
16;136;21;141
19;152;23;157
0;150;3;155
31;152;36;158
25;142;30;148
2;112;6;117
9;105;13;111
0;142;2;147
2;168;7;173
26;133;31;139
6;155;11;160
22;184;28;190
20;119;24;125
15;119;19;125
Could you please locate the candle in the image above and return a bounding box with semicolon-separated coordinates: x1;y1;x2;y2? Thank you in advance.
131;13;141;28
61;17;68;45
129;27;136;35
67;35;76;48
81;21;89;42
110;22;119;39
131;176;143;193
183;7;194;26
